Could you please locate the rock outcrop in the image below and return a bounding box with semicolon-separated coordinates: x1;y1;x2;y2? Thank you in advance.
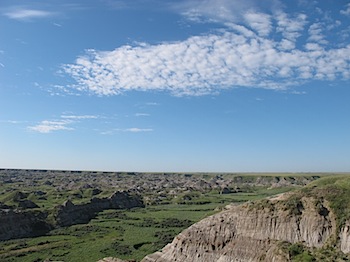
98;257;128;262
142;195;347;262
0;191;144;241
0;209;52;241
340;221;350;254
18;199;39;209
54;191;144;227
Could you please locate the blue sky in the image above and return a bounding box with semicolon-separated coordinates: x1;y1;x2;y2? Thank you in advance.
0;0;349;172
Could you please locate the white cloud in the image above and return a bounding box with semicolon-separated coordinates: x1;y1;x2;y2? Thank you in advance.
28;114;99;133
146;102;159;106
100;127;153;135
100;130;114;135
173;0;246;23
135;113;150;117
49;84;81;96
340;3;350;16
226;23;256;38
278;39;295;50
63;27;350;96
172;0;281;24
4;8;54;21
308;22;327;44
304;43;322;51
244;12;272;36
124;128;153;133
61;115;98;120
28;120;73;133
58;1;349;97
275;12;308;42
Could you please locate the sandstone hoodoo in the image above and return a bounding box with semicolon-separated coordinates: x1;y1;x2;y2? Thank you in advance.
142;176;350;261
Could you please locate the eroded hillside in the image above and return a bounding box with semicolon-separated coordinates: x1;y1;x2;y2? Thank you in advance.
142;175;350;262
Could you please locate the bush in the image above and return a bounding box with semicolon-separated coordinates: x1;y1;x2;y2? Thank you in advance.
288;243;304;256
288;243;315;261
154;230;176;249
101;241;132;256
158;218;193;228
293;252;315;262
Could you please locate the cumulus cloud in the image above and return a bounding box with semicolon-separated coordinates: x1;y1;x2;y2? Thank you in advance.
308;22;327;44
340;3;350;16
61;1;350;96
63;28;350;96
244;12;272;36
28;120;73;133
4;8;54;21
275;12;307;42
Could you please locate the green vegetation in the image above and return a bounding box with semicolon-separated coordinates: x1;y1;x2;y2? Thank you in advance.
279;240;350;262
301;175;350;229
287;243;315;262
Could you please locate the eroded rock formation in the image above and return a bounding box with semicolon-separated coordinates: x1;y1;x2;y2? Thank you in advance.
98;257;128;262
0;191;144;240
0;209;52;241
142;195;347;262
54;191;144;227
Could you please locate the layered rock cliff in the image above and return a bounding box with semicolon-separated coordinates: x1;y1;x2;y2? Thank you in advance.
142;181;350;262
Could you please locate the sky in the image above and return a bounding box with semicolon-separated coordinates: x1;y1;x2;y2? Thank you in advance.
0;0;349;172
